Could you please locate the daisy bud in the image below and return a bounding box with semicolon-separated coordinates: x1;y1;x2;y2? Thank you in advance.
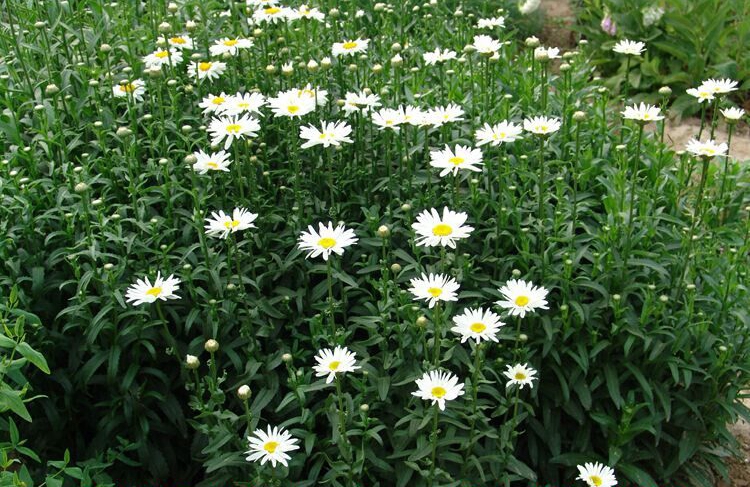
379;87;390;96
453;9;463;16
282;63;293;76
329;8;340;17
401;203;411;211
559;304;568;311
534;49;549;61
204;339;219;352
612;294;621;301
253;28;263;37
686;284;696;291
307;59;319;72
35;21;46;28
573;111;586;122
512;269;521;277
559;63;571;72
182;264;191;270
525;36;540;48
74;182;89;193
659;295;669;303
9;170;18;177
184;84;193;93
336;99;345;107
579;39;589;45
296;369;303;377
104;263;114;270
519;334;528;342
390;54;403;66
597;87;607;94
648;284;656;290
375;2;385;10
391;42;402;52
156;37;167;47
719;345;728;352
658;86;672;96
321;57;332;69
377;225;390;237
412;5;420;12
563;51;577;59
100;43;111;53
186;354;200;369
116;126;132;137
348;64;358;72
143;114;153;121
281;353;293;363
186;20;197;31
615;144;626;151
227;283;236;291
265;64;276;74
89;79;99;87
148;67;162;78
167;79;177;86
158;22;171;32
237;385;251;400
167;2;178;12
463;45;476;54
360;404;370;412
181;125;191;133
45;84;60;95
416;316;428;327
74;166;83;173
390;263;401;273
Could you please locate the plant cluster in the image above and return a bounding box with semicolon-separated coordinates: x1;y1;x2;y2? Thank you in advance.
0;0;749;487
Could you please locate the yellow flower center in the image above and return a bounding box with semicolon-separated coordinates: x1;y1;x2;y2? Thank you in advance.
170;37;186;44
223;219;241;229
431;386;447;398
515;295;529;307
155;50;170;58
198;62;212;71
643;113;650;120
120;83;136;93
318;237;336;249
470;322;486;333
225;124;242;134
329;361;341;371
287;105;299;113
146;287;162;297
514;372;527;380
298;89;315;98
706;148;715;155
223;39;238;46
432;223;453;236
499;132;507;138
427;287;443;298
589;476;603;487
540;125;548;131
449;156;464;166
263;441;279;453
207;162;218;168
343;41;358;50
264;6;281;14
212;97;225;105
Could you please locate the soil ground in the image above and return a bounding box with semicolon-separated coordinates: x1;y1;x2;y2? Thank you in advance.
539;0;750;483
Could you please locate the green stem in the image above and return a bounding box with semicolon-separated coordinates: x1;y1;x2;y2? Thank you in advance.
428;404;440;487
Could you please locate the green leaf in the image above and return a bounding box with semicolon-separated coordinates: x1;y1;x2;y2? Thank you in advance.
16;342;50;374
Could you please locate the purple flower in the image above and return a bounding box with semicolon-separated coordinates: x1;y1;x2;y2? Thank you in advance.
600;15;617;36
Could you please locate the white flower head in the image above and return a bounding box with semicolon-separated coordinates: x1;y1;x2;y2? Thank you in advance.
451;307;505;343
192;149;232;174
188;60;227;80
686;87;714;103
503;363;538;389
621;102;664;122
721;107;745;121
496;279;549;318
143;48;183;69
429;145;484;177
371;107;405;131
477;16;505;29
685;138;728;158
222;92;267;117
576;462;618;487
268;89;317;118
298;222;358;260
204;208;258;239
423;47;457;65
612;39;645;56
199;92;231;114
426;103;465;127
408;273;460;308
299;120;353;149
518;0;541;15
313;346;360;383
245;425;300;468
701;78;738;95
523;116;561;135
161;34;194;49
412;207;474;248
210;37;253;56
208;114;260;149
112;79;146;101
332;38;370;57
252;5;292;24
125;272;181;306
412;370;465;410
471;34;501;55
343;90;381;115
475;121;523;146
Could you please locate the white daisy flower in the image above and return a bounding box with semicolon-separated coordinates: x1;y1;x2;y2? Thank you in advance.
451;307;505;343
332;38;370;57
423;47;457;65
252;5;292;24
288;4;325;21
518;0;541;14
475;121;523;146
112;79;146;101
297;222;358;260
523;116;561;135
312;346;360;383
199;92;230;114
192;149;232;174
577;462;618;487
471;34;502;55
412;207;474;248
299;120;353;149
496;279;549;318
534;46;560;60
426;103;465;127
296;84;329;107
408;273;460;309
245;425;300;468
402;105;428;126
208;115;260;149
342;90;382;115
701;78;738;95
204;208;258;239
161;34;194;50
686;87;715;103
685;138;728;158
429;145;483;177
612;39;645;56
477;16;505;29
209;37;253;56
503;363;538;389
721;107;745;121
222;92;267;117
621;102;664;122
125;272;181;306
188;60;227;80
371;107;404;131
412;370;465;410
143;48;183;69
268;89;317;118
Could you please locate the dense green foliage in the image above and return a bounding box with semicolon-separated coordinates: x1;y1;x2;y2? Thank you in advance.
575;0;750;112
0;0;749;486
